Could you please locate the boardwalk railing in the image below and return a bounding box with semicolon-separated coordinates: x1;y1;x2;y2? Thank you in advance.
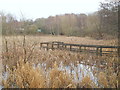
40;41;119;56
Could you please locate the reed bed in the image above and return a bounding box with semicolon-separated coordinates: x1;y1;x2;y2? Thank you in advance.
1;35;119;88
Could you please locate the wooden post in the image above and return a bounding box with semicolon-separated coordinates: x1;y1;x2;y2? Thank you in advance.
100;47;102;56
40;43;42;49
70;45;72;51
96;47;99;55
61;44;64;49
79;46;81;52
118;47;120;57
57;43;60;48
65;45;67;48
47;43;49;50
51;43;54;50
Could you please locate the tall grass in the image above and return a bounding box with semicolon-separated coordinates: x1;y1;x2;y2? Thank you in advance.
1;36;119;88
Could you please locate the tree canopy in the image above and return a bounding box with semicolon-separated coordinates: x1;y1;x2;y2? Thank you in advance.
0;0;119;39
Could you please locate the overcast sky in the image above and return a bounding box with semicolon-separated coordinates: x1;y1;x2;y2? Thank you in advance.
0;0;104;20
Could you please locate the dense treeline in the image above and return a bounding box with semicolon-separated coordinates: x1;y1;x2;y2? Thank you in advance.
0;0;119;39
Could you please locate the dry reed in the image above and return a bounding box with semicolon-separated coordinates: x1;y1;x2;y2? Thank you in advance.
1;35;119;88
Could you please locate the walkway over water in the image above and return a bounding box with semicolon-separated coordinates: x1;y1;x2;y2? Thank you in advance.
40;41;119;56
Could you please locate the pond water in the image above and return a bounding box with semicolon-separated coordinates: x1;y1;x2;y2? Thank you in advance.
0;85;3;90
1;71;8;89
36;62;98;85
1;62;98;88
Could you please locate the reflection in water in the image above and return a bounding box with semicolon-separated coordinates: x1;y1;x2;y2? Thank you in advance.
36;62;98;85
1;62;98;88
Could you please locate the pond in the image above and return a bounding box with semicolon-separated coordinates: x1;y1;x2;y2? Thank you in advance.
35;62;98;85
1;62;99;88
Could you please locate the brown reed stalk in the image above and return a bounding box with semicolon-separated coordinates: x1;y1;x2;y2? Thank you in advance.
23;35;27;63
26;42;37;61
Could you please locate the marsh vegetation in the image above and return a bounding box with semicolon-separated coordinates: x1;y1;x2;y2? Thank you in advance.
1;35;119;88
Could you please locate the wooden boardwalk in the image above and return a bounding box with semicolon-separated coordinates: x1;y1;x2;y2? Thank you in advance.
40;41;119;56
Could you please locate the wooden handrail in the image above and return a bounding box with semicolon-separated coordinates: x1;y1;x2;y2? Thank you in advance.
40;41;119;56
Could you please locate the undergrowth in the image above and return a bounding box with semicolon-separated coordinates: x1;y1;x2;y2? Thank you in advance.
1;36;119;88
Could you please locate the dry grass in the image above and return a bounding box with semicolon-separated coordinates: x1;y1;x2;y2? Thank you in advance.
1;35;119;88
49;61;76;88
3;35;118;46
3;59;46;88
79;76;97;88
